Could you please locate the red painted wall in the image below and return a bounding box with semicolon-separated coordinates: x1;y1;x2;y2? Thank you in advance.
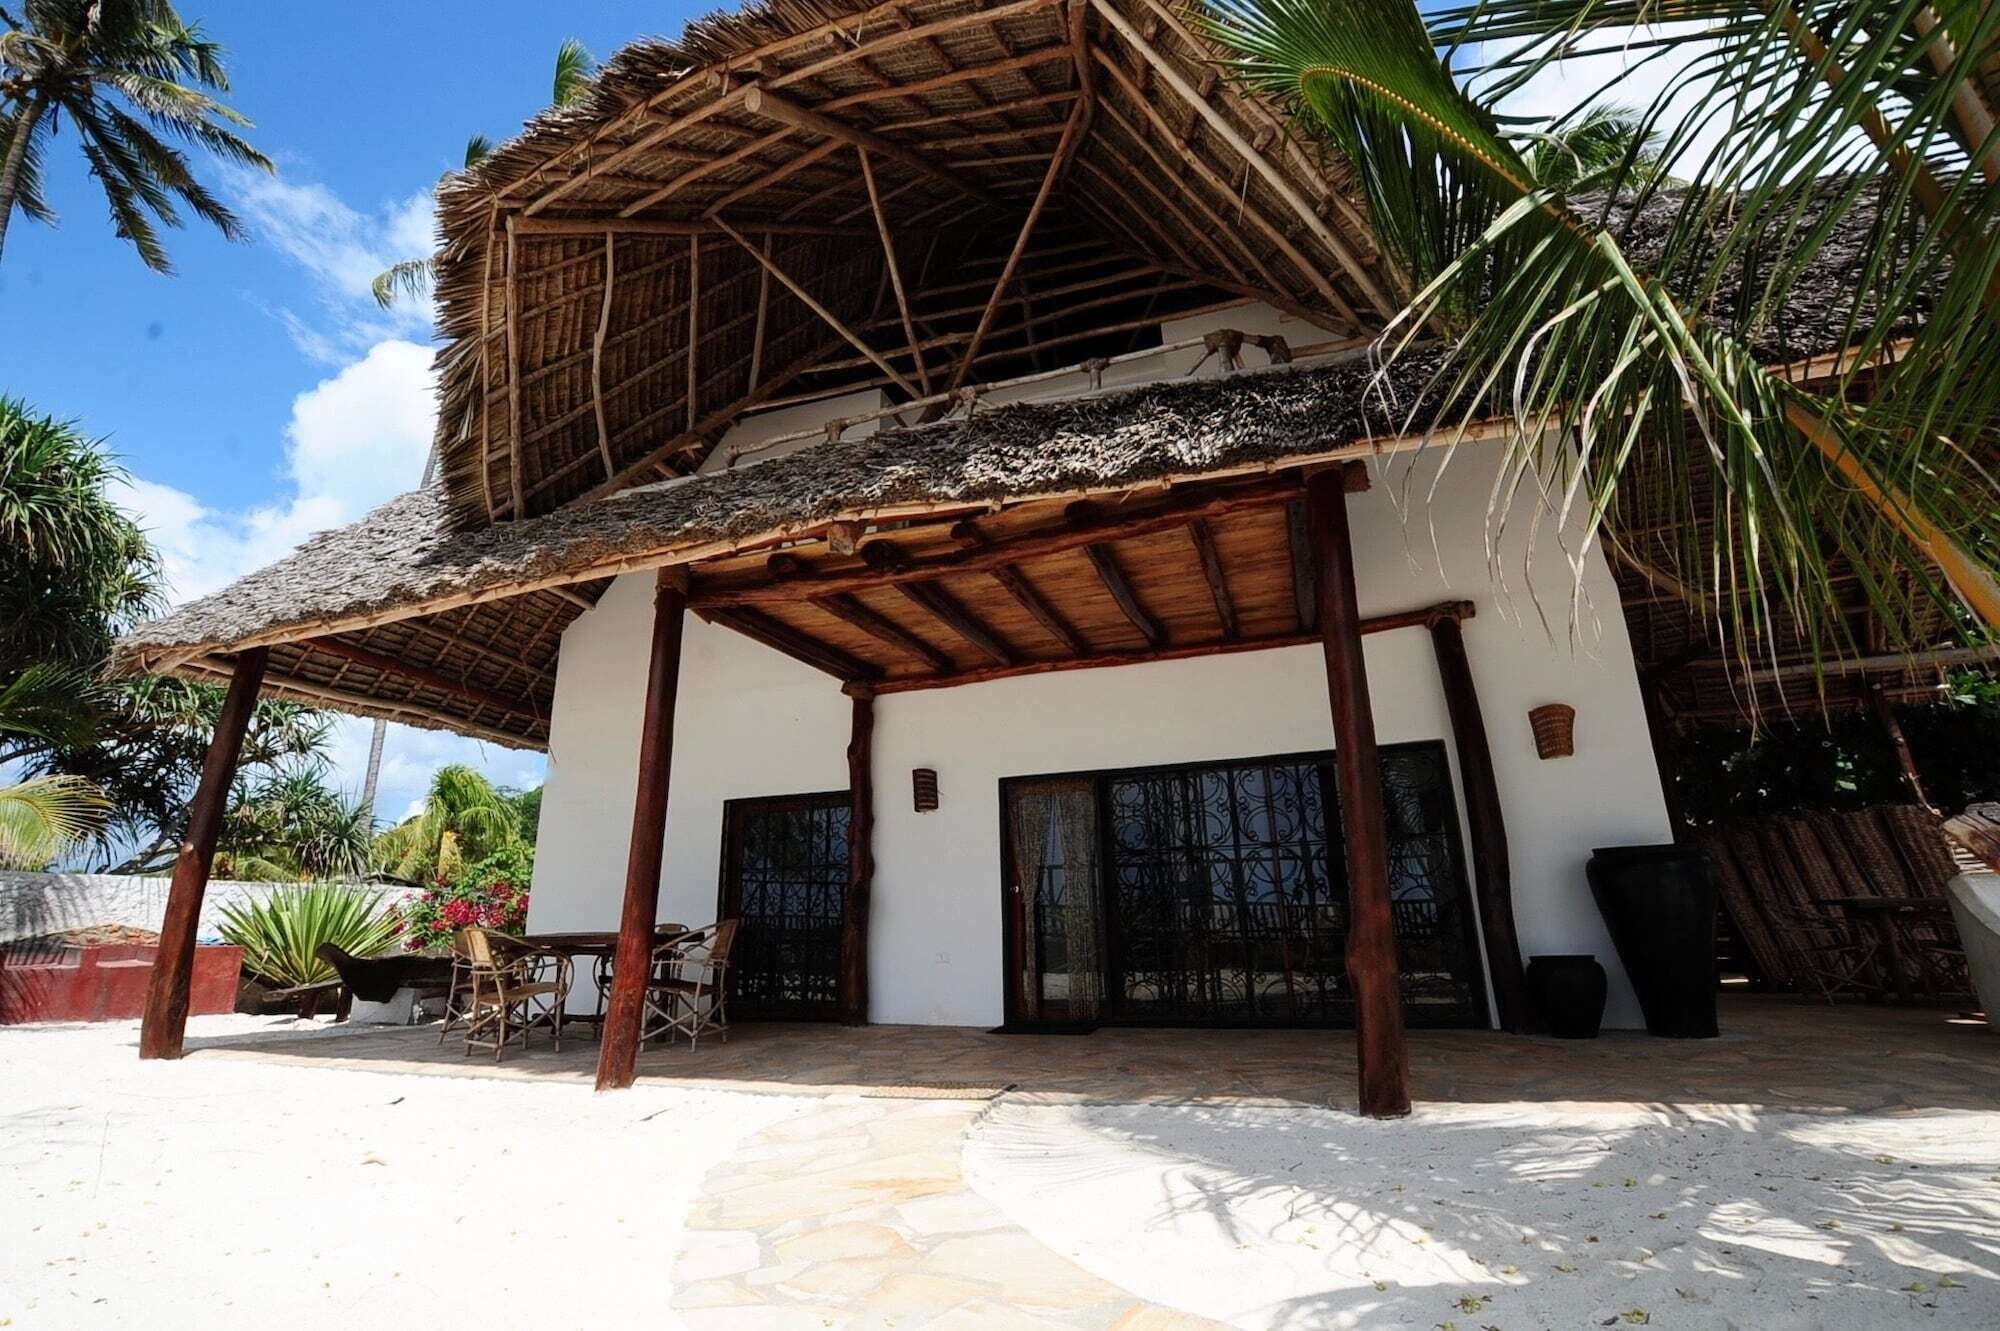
0;945;243;1024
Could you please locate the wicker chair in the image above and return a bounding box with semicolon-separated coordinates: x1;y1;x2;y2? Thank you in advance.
451;927;570;1062
641;921;738;1050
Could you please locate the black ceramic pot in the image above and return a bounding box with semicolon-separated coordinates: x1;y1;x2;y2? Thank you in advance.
1525;954;1608;1039
1587;844;1720;1038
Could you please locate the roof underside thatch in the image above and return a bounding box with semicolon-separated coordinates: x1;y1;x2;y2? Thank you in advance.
427;0;1394;528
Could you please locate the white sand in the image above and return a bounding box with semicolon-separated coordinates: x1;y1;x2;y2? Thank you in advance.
965;1098;2000;1330
0;1016;806;1330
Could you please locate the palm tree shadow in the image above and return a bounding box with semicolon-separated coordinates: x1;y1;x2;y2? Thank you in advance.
970;1097;2000;1329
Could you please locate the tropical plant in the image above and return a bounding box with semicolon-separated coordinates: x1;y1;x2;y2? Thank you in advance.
1202;0;2000;688
214;764;372;882
0;0;271;271
216;881;399;989
370;38;596;308
27;677;338;870
0;662;110;867
0;396;162;672
1519;105;1667;191
0;774;107;867
371;763;524;884
394;842;533;954
509;784;542;848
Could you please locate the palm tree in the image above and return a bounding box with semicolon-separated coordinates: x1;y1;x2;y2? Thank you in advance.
215;764;372;881
1203;0;2000;682
372;763;523;884
371;39;596;310
0;663;107;867
0;395;162;670
0;0;271;271
1519;105;1667;190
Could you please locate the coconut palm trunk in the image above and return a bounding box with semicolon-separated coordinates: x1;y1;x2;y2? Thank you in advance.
357;717;388;828
0;97;47;268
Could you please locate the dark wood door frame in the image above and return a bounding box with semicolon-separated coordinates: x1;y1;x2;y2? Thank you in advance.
718;789;852;1022
999;741;1490;1032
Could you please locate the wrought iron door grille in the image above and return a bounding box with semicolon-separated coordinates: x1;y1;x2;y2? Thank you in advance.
723;793;849;1020
1102;745;1486;1028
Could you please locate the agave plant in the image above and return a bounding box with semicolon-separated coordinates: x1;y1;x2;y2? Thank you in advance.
1202;0;2000;686
216;881;399;989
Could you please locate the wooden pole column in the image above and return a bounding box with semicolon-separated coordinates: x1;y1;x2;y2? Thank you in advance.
1871;682;1930;808
596;569;689;1092
839;684;876;1026
139;648;268;1060
1304;466;1411;1119
1428;612;1536;1035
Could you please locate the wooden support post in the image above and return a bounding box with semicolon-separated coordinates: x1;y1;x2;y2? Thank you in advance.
686;235;701;433
1428;612;1535;1035
504;217;526;521
596;571;689;1092
860;149;931;394
839;685;876;1025
1871;682;1931;808
715;217;921;398
139;648;268;1060
1304;466;1410;1119
591;231;618;481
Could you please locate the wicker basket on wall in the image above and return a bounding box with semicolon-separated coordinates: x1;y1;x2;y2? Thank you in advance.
1529;703;1576;759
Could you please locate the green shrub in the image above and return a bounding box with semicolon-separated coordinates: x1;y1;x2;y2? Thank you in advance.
217;882;399;988
394;844;534;954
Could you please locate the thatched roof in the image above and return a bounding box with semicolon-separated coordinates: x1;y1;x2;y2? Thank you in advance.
112;224;1932;746
425;0;1393;528
115;345;1427;684
111;0;1955;746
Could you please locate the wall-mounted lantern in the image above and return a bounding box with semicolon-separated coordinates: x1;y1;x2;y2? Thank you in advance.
1529;703;1576;759
912;768;940;812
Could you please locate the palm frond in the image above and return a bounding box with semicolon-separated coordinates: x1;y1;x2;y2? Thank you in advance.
371;256;436;309
0;663;105;746
553;38;595;108
0;0;264;266
1200;0;2000;687
0;774;109;869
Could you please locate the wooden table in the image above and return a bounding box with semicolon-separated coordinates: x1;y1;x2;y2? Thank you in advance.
1823;897;1954;1003
518;926;687;1033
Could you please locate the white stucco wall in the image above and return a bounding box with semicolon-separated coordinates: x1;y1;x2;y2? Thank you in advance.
528;428;1672;1031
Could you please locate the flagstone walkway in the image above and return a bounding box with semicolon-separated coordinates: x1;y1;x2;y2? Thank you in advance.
668;1092;1227;1329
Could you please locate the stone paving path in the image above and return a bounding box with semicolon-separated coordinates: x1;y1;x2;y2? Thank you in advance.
669;1093;1229;1330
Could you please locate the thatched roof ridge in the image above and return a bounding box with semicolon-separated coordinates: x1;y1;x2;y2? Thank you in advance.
114;348;1434;675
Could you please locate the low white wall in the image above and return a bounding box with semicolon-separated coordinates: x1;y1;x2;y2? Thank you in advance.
529;427;1672;1029
0;873;294;945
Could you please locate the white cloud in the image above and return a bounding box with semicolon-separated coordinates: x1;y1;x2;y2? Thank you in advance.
110;340;436;603
1476;23;1731;182
225;166;439;362
114;166;541;830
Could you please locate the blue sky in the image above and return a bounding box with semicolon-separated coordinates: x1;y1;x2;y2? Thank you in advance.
1;3;711;825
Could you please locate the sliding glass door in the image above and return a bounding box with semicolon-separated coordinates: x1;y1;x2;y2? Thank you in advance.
1001;744;1488;1029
